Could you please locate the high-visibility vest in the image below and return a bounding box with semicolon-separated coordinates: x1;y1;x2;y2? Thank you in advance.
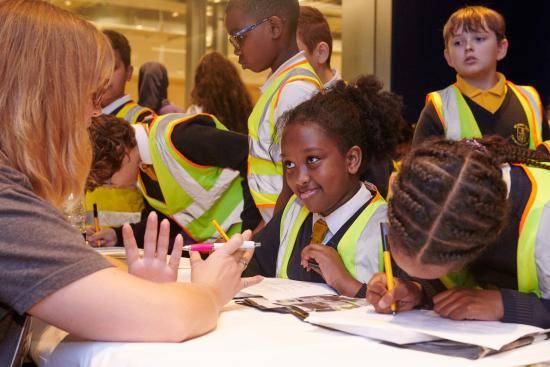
276;187;386;281
427;82;543;149
85;186;144;227
441;164;550;298
248;60;322;221
138;113;244;242
115;101;155;124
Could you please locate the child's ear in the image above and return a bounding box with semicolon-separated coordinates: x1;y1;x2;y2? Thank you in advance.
346;146;362;175
314;42;330;66
268;16;284;39
496;38;509;61
125;65;134;82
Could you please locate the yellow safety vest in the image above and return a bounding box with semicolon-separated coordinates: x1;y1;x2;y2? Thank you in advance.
441;164;550;297
276;187;386;281
427;82;543;149
248;59;322;220
85;186;144;227
116;101;155;125
139;113;244;242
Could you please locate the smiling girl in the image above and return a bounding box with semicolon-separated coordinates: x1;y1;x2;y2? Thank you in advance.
246;76;404;297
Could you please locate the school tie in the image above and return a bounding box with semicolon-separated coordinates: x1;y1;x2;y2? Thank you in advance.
310;218;329;245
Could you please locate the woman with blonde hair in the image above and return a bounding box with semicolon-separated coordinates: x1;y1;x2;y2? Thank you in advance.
0;0;260;352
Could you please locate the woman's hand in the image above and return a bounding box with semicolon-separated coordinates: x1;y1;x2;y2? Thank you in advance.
190;230;263;308
433;288;504;321
86;227;117;247
300;244;361;297
122;212;183;283
366;272;424;313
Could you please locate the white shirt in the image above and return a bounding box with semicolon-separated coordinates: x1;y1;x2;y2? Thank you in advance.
132;124;152;165
102;94;131;115
312;184;372;244
501;163;511;199
260;51;320;126
324;69;342;89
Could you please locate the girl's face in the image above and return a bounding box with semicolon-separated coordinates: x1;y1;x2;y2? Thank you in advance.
281;122;362;217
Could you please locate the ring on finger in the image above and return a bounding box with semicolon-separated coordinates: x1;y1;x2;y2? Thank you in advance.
239;259;248;267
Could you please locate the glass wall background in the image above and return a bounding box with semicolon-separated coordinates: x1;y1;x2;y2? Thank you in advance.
50;0;344;108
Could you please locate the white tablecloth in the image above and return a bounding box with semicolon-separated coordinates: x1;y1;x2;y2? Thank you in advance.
30;302;550;367
29;259;550;367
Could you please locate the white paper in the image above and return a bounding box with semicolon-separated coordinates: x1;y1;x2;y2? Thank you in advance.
306;306;546;350
238;277;336;301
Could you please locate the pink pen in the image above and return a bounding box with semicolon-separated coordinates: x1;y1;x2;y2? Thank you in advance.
182;241;261;252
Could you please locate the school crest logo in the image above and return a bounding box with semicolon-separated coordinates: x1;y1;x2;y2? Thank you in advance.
511;123;530;147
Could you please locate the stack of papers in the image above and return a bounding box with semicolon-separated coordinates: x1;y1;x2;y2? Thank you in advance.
305;306;549;351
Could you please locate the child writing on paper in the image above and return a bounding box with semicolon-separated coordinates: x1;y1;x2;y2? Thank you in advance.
366;137;550;328
86;113;260;248
246;76;404;297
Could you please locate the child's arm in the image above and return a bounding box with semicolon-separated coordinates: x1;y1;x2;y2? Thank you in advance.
433;287;550;328
300;244;363;297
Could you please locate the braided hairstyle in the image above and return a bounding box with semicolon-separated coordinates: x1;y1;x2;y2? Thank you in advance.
278;75;404;177
389;136;550;266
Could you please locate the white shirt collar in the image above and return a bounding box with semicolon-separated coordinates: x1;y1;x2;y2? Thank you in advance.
501;163;511;199
313;183;372;238
132;124;152;165
102;94;131;115
324;69;342;89
260;51;308;93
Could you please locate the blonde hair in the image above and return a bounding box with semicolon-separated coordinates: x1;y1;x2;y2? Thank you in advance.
0;0;114;208
443;6;506;47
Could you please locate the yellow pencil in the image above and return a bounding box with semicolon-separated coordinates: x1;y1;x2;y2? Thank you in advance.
93;203;101;247
380;222;396;315
211;219;230;242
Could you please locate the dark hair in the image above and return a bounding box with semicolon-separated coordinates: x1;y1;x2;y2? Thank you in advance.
138;61;169;114
278;75;404;176
226;0;300;35
87;114;136;190
388;136;550;267
443;6;506;46
191;52;252;134
297;6;332;67
103;29;131;69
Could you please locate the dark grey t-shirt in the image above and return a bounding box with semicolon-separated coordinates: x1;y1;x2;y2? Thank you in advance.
0;160;111;320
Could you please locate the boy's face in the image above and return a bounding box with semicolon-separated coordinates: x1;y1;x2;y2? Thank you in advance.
101;51;133;108
281;122;361;217
225;8;276;73
444;27;508;81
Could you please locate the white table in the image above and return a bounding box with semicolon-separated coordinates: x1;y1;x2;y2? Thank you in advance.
30;302;550;367
29;259;550;367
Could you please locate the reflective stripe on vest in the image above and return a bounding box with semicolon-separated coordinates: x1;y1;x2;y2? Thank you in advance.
516;164;550;297
441;165;550;297
427;83;543;149
537;141;550;155
248;60;322;216
116;102;154;124
139;113;244;242
85;186;144;227
276;188;387;281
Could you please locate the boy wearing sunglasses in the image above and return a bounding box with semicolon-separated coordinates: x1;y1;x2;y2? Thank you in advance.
225;0;322;225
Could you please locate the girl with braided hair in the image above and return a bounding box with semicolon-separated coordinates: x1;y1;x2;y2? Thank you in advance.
367;136;550;328
246;75;404;297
